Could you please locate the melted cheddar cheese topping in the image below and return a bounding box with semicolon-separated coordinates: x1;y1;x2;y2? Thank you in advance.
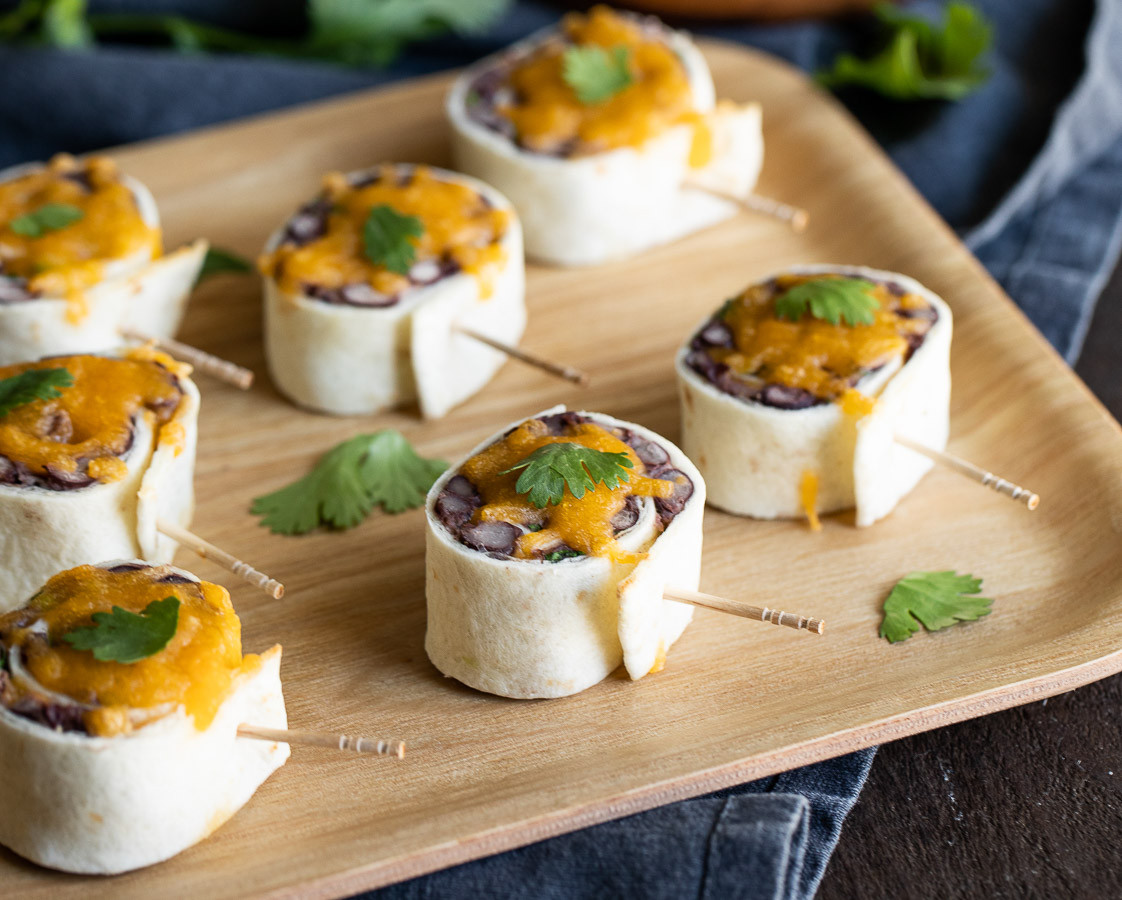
259;166;510;300
708;275;934;404
0;565;259;737
492;6;706;159
0;353;183;481
460;418;676;564
0;155;161;318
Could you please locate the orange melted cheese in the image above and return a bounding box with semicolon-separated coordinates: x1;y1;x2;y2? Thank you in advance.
0;154;161;320
0;354;182;480
259;165;510;300
460;418;676;565
799;470;822;532
0;565;258;736
709;275;933;405
494;6;706;159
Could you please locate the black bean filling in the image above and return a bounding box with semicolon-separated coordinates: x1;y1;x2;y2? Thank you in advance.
463;13;671;158
0;421;136;492
684;277;938;410
276;167;464;308
436;412;693;562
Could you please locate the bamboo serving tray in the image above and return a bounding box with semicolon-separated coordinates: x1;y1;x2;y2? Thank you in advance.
6;41;1122;899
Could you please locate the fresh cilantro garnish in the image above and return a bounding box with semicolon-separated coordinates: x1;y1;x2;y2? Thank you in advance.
197;246;253;283
818;2;992;101
562;45;633;104
252;430;446;535
0;367;73;417
501;442;633;508
774;278;879;327
363;205;424;275
716;297;739;321
8;203;84;238
62;596;181;664
0;0;509;67
879;571;992;643
544;548;583;562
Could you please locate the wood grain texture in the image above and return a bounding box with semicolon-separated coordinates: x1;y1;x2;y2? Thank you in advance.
2;42;1120;898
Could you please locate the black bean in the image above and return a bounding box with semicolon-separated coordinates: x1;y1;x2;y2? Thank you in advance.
461;520;520;555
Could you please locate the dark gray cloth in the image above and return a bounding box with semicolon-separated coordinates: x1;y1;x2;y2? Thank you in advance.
1;1;1120;897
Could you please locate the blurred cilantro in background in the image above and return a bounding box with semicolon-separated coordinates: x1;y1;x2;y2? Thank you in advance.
818;1;993;101
0;0;511;65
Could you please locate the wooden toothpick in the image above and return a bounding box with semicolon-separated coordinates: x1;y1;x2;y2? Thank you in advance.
455;326;590;386
121;329;254;390
664;586;825;634
238;725;405;758
156;519;285;598
684;180;809;232
894;435;1040;510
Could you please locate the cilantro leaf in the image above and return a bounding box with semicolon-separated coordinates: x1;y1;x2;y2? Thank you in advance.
544;548;583;562
197;246;253;283
879;571;992;643
563;45;633;104
62;596;180;664
9;203;84;238
308;0;509;66
818;2;992;101
774;278;879;327
363;204;424;275
252;430;446;535
501;442;633;508
0;367;73;417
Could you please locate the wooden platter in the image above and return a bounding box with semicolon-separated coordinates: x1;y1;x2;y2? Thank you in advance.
5;41;1122;899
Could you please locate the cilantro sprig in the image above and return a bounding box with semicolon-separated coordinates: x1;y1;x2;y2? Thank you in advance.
879;571;991;643
818;2;992;101
774;278;879;327
252;430;447;535
197;246;253;283
8;203;83;238
501;442;633;508
363;205;424;275
563;45;634;104
0;367;73;418
0;0;510;68
62;596;181;664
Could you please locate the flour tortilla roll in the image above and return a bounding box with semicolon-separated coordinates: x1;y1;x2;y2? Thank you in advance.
447;6;763;266
677;264;952;527
0;154;207;365
260;163;524;418
0;561;288;874
0;351;198;611
426;406;705;699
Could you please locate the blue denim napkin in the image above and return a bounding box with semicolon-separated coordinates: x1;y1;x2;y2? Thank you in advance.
1;1;1120;896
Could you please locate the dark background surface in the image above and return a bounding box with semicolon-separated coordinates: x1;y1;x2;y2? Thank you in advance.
820;262;1122;900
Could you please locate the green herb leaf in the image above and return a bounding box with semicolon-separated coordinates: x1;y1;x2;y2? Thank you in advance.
8;203;84;238
563;45;633;104
817;2;992;101
197;246;253;283
42;0;92;47
501;442;633;509
774;278;879;327
0;367;73;417
879;571;992;643
363;204;424;275
544;548;583;562
307;0;509;66
252;430;447;535
62;596;181;664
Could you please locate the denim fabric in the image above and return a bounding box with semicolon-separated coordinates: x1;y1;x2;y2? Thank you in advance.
1;2;1119;897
